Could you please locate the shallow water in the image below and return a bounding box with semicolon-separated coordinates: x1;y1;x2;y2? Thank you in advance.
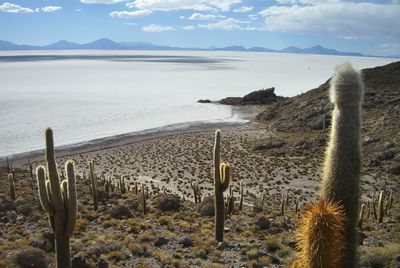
0;50;396;157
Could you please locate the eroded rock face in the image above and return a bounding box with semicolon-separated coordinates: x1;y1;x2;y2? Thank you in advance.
242;87;277;104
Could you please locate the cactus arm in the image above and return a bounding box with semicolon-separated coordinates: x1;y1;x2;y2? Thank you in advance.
65;161;77;237
220;163;230;192
45;128;65;223
36;166;54;215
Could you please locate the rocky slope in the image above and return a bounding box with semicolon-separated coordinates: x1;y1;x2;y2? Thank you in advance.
256;61;400;176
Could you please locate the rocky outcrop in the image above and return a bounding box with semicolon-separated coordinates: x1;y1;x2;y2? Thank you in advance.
219;87;280;105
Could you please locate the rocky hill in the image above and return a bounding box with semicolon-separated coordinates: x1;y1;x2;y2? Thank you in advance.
256;61;400;176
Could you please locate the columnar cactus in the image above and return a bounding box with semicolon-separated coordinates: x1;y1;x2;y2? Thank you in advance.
141;183;147;215
358;203;365;230
9;173;15;201
295;199;345;268
89;161;98;211
377;190;384;223
36;128;77;268
239;181;244;210
213;130;231;242
320;63;364;267
372;193;378;220
28;157;34;189
191;181;201;204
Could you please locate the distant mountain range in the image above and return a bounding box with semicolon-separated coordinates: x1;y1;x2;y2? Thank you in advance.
0;38;396;58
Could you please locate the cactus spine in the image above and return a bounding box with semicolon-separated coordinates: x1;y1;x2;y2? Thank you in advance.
213;130;230;242
36;128;77;268
9;173;16;201
89;161;98;211
320;63;363;267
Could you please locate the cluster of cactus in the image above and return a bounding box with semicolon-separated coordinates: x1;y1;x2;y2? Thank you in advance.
36;128;77;268
191;181;202;204
88;161;98;211
27;157;35;190
295;63;364;267
213;129;231;242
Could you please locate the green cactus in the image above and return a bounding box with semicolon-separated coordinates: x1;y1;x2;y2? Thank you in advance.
36;128;77;268
213;129;231;242
9;173;15;201
320;63;364;267
89;161;98;211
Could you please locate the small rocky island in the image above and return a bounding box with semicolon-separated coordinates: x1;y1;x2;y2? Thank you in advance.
198;87;286;105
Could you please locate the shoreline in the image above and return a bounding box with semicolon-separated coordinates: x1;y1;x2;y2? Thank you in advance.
1;103;266;167
2;120;252;168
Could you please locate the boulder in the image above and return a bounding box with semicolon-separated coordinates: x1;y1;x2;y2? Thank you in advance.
253;140;286;151
255;216;271;230
2;246;49;268
110;205;131;219
198;196;214;216
155;194;180;211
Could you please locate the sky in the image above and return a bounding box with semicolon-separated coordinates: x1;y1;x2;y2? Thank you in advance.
1;0;400;56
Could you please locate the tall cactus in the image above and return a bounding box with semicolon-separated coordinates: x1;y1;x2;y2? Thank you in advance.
89;161;98;211
214;129;231;242
9;173;16;201
320;63;364;267
36;128;77;268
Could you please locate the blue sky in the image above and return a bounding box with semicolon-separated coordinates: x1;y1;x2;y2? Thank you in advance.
1;0;400;56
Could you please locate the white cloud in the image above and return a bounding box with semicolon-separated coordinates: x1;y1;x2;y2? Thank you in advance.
41;6;62;13
81;0;125;4
233;5;253;13
110;9;152;18
393;0;400;4
126;0;241;12
0;2;34;13
142;24;176;32
198;18;241;30
76;8;82;12
189;13;216;20
378;43;400;53
182;25;196;30
260;2;400;41
276;0;339;5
